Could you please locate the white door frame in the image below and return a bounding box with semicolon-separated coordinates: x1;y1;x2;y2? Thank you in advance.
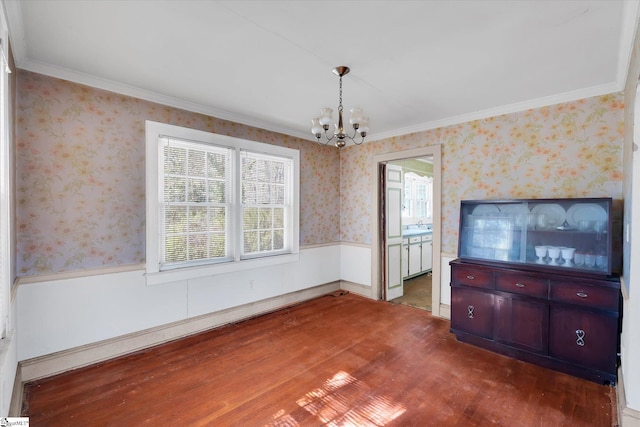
370;145;443;317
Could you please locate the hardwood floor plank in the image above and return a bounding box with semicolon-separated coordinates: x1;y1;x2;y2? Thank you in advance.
22;294;617;426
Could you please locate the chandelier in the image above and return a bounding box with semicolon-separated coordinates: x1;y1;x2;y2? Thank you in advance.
311;66;369;148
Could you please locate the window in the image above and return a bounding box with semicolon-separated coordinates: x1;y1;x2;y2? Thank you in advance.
402;172;433;221
415;180;432;219
403;178;413;219
146;121;299;284
160;138;233;268
240;151;291;257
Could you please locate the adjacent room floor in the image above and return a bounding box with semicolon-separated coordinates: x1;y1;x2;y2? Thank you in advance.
391;272;432;311
22;293;617;426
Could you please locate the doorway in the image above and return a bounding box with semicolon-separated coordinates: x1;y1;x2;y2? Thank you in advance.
389;156;433;310
370;146;443;317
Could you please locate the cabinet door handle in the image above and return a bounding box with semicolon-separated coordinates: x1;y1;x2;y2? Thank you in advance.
515;283;525;288
576;292;588;298
575;329;586;346
467;305;474;319
466;275;475;280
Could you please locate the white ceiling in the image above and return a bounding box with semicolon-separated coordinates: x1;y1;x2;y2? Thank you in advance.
3;1;639;143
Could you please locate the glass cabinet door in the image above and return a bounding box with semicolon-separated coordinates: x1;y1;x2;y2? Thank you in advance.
458;198;612;275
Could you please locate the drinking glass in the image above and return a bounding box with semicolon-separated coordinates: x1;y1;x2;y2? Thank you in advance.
561;247;575;267
534;246;547;264
547;246;560;265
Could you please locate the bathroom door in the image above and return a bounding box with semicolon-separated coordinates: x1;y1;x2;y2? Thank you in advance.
385;164;403;300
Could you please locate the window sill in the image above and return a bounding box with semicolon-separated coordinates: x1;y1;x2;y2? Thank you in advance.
144;252;300;286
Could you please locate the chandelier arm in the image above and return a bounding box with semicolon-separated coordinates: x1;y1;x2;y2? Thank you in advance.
345;131;365;146
315;128;334;146
323;128;335;144
347;127;359;140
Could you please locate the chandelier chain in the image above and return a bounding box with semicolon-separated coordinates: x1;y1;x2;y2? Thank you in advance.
338;75;343;113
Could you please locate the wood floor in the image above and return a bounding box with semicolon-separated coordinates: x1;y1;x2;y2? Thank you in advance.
22;293;617;426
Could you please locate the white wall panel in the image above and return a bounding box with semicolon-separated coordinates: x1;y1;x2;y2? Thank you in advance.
339;244;371;286
188;246;341;317
17;246;341;362
284;245;341;288
0;295;18;416
440;255;454;306
188;265;286;317
17;270;187;361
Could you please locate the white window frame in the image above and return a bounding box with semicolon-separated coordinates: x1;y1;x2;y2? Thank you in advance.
0;10;12;339
145;121;299;286
402;172;433;222
238;150;293;260
159;138;234;269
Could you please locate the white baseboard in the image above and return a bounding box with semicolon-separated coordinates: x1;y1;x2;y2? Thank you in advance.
17;281;339;386
340;280;375;299
438;303;450;320
618;366;640;427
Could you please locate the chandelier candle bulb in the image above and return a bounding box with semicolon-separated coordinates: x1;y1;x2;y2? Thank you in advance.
311;118;323;137
319;108;333;127
358;116;369;136
349;107;364;125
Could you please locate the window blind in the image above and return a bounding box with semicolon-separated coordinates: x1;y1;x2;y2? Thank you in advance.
160;137;232;268
240;150;291;258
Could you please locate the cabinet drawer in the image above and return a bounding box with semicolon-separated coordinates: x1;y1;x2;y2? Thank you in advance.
496;273;548;298
550;281;619;311
409;236;421;244
451;265;493;289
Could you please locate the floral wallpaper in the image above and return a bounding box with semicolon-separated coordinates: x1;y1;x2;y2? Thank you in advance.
16;71;339;276
340;94;625;254
16;70;624;277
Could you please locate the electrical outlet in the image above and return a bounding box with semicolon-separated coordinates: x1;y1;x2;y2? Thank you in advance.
249;279;254;289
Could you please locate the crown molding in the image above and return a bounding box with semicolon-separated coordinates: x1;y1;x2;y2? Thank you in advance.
366;81;621;143
2;0;26;65
13;57;625;147
18;57;315;142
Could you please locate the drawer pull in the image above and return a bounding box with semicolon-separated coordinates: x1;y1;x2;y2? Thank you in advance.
466;275;475;280
576;329;586;347
515;283;525;288
467;305;475;319
576;292;588;298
